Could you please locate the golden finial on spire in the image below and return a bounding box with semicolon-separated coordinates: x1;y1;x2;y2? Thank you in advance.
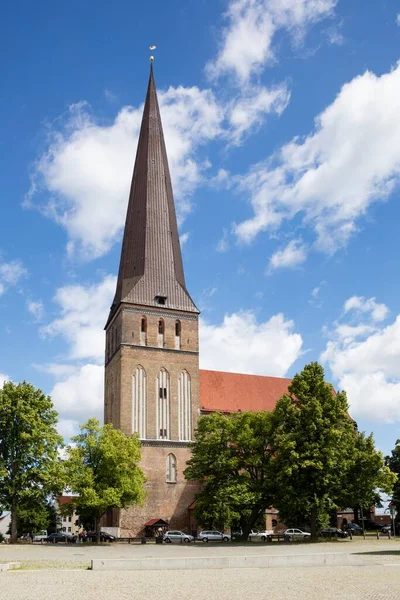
149;45;156;62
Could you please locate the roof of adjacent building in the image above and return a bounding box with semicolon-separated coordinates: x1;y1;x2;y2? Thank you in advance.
144;518;169;527
199;369;292;413
55;496;76;506
106;65;198;327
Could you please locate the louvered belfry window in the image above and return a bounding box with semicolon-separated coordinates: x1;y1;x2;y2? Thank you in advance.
157;369;170;439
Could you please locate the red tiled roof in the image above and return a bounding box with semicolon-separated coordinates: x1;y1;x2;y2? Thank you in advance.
199;369;292;413
56;496;76;506
145;518;169;527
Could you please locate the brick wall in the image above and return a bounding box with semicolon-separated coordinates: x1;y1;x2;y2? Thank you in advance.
105;303;200;536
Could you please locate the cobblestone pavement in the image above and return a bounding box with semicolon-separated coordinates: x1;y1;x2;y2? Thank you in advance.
1;538;399;570
3;565;400;600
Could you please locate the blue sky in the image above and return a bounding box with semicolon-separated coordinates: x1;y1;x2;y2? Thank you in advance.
1;0;400;456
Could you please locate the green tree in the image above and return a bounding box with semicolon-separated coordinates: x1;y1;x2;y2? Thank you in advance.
270;363;395;538
341;432;395;521
64;418;146;542
185;411;275;538
0;381;64;543
386;439;400;525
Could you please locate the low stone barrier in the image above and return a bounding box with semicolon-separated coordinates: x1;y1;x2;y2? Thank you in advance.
0;562;20;572
91;552;365;571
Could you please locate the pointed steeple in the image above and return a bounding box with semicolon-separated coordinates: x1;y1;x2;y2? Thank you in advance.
107;66;198;326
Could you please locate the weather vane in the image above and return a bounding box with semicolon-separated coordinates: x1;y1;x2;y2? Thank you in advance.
149;45;156;62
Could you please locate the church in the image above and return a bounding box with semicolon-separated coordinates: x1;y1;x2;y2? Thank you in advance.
103;65;292;537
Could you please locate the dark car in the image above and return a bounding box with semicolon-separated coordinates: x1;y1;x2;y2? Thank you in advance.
360;519;385;531
46;532;74;543
347;523;363;535
87;531;116;542
319;527;348;539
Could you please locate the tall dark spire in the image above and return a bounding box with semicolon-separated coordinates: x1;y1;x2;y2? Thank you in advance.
107;66;198;325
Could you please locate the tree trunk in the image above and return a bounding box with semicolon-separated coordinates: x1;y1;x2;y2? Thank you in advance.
310;506;318;540
95;517;101;544
11;496;18;544
242;505;264;541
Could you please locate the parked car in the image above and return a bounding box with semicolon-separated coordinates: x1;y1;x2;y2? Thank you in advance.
284;528;311;541
46;532;73;543
347;523;363;535
248;530;274;542
360;519;385;531
33;530;47;542
380;524;392;534
87;531;116;542
198;530;231;542
319;527;348;539
163;530;194;543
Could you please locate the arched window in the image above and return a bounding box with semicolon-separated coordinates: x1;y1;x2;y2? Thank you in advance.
175;320;181;349
178;370;192;441
157;368;170;439
157;319;165;348
140;317;147;346
166;453;177;483
132;366;147;438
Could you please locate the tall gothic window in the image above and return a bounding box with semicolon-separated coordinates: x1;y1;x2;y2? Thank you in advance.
157;319;165;348
178;370;192;441
175;320;181;349
166;453;177;483
140;316;147;346
157;368;170;439
132;366;147;438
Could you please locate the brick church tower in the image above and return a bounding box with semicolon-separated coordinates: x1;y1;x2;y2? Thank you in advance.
104;65;201;536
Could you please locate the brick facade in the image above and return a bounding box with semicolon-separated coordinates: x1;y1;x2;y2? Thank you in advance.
104;305;201;536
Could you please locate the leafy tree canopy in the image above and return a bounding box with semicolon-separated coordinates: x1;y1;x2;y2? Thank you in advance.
64;418;146;541
386;439;400;519
186;362;396;540
185;411;275;537
270;363;395;536
0;381;64;542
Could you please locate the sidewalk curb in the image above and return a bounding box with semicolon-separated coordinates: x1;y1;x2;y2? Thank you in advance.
91;552;366;571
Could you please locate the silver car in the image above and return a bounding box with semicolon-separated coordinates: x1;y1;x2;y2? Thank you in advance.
197;530;231;543
284;528;311;541
163;530;194;543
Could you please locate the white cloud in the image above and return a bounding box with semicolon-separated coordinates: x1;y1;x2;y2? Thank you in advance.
206;0;337;83
200;311;302;376
321;298;400;423
28;87;223;260
27;300;45;322
396;13;400;27
217;228;230;253
268;239;307;271
311;286;320;298
41;275;116;361
235;62;400;254
0;260;27;295
228;84;290;145
344;296;389;322
38;276;115;438
179;232;190;247
51;363;104;424
0;372;9;388
57;418;81;440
